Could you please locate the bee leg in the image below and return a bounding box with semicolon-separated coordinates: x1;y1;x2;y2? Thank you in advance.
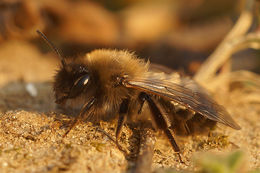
63;98;96;137
184;123;191;135
116;99;130;144
139;92;183;163
138;94;145;114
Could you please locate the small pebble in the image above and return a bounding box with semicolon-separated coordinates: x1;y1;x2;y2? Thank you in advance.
25;83;38;97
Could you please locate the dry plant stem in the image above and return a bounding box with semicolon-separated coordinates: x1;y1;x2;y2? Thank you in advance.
194;0;254;84
196;32;260;89
220;59;231;92
206;70;260;96
202;33;260;91
229;33;260;51
134;128;156;173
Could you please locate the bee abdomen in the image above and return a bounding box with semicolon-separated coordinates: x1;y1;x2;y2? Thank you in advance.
172;110;216;136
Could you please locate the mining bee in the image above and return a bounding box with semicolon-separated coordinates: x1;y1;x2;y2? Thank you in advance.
37;30;241;161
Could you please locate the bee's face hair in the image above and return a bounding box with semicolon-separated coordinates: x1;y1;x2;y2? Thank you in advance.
54;61;90;104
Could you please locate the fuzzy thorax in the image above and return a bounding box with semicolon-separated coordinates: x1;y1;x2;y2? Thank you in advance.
84;49;149;87
82;50;149;109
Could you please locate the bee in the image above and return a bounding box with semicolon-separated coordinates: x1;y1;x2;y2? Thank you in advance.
37;30;241;160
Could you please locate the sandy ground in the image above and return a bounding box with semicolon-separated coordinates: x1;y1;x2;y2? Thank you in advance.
0;40;259;172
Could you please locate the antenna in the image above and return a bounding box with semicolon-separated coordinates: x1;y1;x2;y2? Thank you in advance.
36;30;66;67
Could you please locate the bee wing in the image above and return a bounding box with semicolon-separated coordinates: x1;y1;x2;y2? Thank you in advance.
124;73;241;130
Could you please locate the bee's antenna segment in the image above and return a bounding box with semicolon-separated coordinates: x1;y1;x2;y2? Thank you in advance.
36;30;66;67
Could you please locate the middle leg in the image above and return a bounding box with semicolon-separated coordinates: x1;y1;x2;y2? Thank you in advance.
138;92;183;162
116;99;130;143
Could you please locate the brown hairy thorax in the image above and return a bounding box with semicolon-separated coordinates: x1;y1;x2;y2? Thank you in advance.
54;49;149;121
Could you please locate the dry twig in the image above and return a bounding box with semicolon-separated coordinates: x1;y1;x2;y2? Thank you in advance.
134;128;156;173
194;0;255;86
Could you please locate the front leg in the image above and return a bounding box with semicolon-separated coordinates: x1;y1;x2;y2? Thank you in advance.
116;99;130;143
139;92;183;162
63;97;96;137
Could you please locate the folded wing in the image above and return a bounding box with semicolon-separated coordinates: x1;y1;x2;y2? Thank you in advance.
123;73;241;130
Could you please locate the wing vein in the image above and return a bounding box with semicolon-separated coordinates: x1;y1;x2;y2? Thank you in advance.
124;75;241;130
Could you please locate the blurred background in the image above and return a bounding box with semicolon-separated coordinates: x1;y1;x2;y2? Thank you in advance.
0;1;260;172
0;0;259;77
0;0;260;113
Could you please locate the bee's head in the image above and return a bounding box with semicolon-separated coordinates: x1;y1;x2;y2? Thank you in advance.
36;30;93;105
53;62;91;104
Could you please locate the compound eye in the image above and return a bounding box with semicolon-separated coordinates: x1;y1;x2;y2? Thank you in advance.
68;74;89;98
